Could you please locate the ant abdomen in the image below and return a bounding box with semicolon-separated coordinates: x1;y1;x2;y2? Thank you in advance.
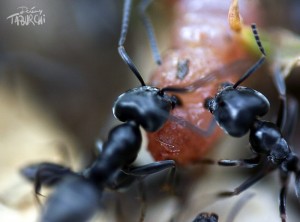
41;175;100;222
205;85;270;137
113;86;175;132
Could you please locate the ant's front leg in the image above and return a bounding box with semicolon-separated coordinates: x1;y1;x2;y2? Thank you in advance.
123;160;176;177
279;170;289;222
218;163;275;198
20;162;74;204
106;160;176;190
107;160;176;222
218;155;262;168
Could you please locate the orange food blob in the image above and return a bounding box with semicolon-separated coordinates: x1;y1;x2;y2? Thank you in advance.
147;0;261;165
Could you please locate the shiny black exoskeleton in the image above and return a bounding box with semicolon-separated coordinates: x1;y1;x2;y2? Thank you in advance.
21;1;179;222
113;86;179;132
202;24;300;222
192;213;218;222
22;122;175;222
205;83;270;137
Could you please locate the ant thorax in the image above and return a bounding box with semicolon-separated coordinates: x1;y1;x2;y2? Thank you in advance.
205;84;270;137
113;86;176;132
249;120;290;164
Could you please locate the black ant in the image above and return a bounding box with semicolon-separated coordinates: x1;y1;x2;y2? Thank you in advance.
202;24;299;222
190;193;255;222
21;1;186;221
164;23;299;222
192;212;219;222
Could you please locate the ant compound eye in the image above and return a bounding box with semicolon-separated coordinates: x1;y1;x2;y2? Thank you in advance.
204;97;214;110
218;100;226;107
171;95;182;108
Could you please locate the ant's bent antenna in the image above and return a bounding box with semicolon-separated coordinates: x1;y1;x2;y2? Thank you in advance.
139;0;162;65
118;46;146;86
119;0;146;87
233;24;266;88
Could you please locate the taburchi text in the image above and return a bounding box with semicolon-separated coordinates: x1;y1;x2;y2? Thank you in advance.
7;6;45;26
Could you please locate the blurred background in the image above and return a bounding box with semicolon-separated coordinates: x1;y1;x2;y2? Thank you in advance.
0;0;300;221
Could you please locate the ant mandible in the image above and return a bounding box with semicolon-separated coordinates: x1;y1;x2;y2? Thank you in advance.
203;24;299;222
21;1;185;221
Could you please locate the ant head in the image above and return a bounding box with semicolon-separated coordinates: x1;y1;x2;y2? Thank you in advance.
113;86;175;132
193;212;219;222
206;86;270;137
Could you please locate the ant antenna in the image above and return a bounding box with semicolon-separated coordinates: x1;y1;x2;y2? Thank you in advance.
139;0;162;65
119;0;146;86
233;24;266;88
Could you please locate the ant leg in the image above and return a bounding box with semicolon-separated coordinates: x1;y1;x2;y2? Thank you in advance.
273;64;287;130
107;160;176;190
225;192;255;222
124;160;176;177
138;179;146;222
281;57;300;78
218;165;274;197
21;162;73;197
162;164;177;194
294;171;300;200
233;24;266;88
34;166;74;205
218;155;262;168
277;96;299;142
283;97;298;143
138;0;162;65
279;171;289;222
118;161;175;221
119;0;146;86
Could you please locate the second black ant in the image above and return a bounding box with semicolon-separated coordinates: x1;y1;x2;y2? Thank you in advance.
163;23;300;222
204;24;299;222
172;23;299;222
